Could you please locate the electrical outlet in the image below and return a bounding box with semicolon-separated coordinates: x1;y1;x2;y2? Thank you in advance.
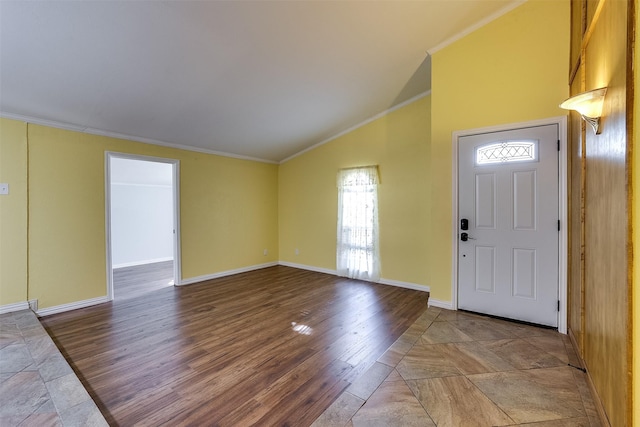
263;249;268;256
0;183;8;195
295;248;299;255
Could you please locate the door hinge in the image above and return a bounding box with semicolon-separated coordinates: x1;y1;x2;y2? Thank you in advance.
557;300;560;312
558;220;561;231
557;140;560;151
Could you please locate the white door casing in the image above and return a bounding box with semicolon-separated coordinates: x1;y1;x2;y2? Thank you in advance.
105;152;182;301
457;124;559;327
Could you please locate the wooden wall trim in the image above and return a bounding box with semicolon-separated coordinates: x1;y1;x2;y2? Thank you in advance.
569;0;607;86
579;112;586;354
578;0;588;356
567;328;612;426
625;0;636;424
582;0;607;51
569;56;580;86
569;0;632;423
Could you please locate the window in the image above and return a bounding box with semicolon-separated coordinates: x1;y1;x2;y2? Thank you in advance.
476;140;537;165
336;166;380;281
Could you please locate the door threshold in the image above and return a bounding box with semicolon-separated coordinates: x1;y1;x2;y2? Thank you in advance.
457;309;558;331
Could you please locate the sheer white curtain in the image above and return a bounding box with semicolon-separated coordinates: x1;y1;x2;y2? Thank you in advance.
336;166;380;281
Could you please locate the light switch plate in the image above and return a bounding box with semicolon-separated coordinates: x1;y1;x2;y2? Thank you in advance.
0;183;8;195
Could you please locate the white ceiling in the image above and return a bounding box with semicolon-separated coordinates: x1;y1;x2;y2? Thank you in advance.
0;0;522;163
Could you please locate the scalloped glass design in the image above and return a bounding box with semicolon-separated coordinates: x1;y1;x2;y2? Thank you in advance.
476;141;537;165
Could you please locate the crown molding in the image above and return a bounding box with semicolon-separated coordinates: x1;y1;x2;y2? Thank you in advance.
280;90;431;164
0;111;278;164
427;0;526;55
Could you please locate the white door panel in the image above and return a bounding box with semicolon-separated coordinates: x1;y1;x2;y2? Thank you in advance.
475;246;496;292
513;170;536;230
475;174;496;229
458;125;559;327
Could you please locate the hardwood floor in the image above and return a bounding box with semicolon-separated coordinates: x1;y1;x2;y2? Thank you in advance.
41;266;429;426
312;309;603;426
113;260;174;300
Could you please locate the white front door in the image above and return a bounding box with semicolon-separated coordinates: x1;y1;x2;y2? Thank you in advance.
457;124;559;327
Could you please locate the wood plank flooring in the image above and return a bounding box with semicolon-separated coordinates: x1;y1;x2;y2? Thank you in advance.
113;260;174;300
41;266;429;426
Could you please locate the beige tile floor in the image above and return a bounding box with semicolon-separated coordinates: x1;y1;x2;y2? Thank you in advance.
1;307;602;427
311;307;602;427
0;310;107;427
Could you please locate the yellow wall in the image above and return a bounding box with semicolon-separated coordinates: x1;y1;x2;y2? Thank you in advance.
3;119;278;309
279;96;431;287
0;1;578;315
430;0;570;301
0;119;28;305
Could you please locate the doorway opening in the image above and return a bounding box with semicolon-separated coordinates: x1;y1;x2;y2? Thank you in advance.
451;117;568;333
105;153;181;301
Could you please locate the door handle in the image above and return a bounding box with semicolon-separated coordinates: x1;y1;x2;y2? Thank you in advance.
461;232;476;242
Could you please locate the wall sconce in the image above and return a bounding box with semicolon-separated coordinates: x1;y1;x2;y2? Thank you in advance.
559;87;607;134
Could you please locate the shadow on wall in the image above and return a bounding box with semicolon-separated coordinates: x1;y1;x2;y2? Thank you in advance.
391;55;431;108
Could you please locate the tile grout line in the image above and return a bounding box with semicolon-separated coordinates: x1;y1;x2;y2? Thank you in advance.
347;308;441;425
320;307;598;426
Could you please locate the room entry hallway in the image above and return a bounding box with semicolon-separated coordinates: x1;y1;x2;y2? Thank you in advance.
113;260;174;301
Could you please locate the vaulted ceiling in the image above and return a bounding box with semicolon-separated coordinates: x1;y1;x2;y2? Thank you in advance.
0;1;522;163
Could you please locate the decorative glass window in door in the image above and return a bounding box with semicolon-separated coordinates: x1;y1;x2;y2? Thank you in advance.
476;140;538;165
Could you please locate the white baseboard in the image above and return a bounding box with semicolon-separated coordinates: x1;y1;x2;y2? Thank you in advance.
178;262;278;286
428;298;454;310
25;261;433;316
0;301;30;314
113;257;173;269
279;262;430;293
37;296;111;317
278;261;338;276
378;278;430;293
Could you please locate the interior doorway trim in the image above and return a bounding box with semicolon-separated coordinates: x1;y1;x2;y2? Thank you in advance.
105;152;182;301
450;116;568;333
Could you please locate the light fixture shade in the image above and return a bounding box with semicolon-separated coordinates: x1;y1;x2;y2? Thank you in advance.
559;87;607;118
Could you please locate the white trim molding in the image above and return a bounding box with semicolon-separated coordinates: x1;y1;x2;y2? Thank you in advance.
279;261;430;293
0;111;277;164
280;91;431;164
25;262;431;316
179;262;279;286
37;296;111;317
451;116;568;333
427;299;454;310
427;0;526;55
278;261;337;276
0;301;30;314
105;152;182;300
378;278;429;293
